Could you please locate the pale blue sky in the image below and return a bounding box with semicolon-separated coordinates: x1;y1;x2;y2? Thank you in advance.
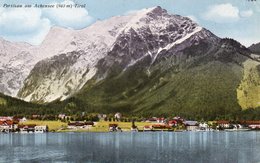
0;0;259;46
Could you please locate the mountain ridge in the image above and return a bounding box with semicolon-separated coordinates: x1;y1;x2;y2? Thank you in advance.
0;6;259;118
18;6;207;102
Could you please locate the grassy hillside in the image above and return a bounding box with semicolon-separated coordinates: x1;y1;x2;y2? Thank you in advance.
134;62;243;118
71;58;243;120
237;59;260;109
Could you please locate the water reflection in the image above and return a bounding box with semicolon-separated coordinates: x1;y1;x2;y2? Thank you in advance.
0;132;259;162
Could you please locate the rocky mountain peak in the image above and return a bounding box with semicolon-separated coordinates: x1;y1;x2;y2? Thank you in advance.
133;6;167;17
3;6;250;105
122;6;198;36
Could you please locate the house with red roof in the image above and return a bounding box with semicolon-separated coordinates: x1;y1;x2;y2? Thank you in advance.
183;121;199;131
168;120;178;127
240;121;260;130
216;120;230;129
0;117;18;132
18;124;36;133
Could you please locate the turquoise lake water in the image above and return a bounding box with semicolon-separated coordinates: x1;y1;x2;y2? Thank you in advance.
0;131;260;162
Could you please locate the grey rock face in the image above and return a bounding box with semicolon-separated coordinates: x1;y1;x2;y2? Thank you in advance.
7;6;231;103
17;6;220;103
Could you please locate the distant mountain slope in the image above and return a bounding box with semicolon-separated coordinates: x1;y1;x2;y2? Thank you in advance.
249;42;260;54
0;27;75;97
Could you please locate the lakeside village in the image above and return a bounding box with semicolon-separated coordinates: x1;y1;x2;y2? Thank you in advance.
1;113;260;133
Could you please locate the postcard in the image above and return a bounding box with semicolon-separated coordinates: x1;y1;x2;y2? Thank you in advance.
0;0;259;162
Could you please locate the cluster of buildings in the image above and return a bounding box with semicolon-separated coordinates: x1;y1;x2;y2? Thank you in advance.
1;113;260;133
106;114;260;132
18;124;48;133
217;120;260;130
0;116;48;133
143;117;205;131
142;117;260;131
0;116;18;132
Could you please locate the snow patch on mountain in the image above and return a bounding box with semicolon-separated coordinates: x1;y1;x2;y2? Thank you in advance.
152;26;203;64
162;26;202;51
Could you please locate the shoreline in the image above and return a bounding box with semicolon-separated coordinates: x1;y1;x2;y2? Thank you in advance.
2;119;259;133
2;129;259;134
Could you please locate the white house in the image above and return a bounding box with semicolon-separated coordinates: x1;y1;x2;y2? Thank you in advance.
114;113;122;120
184;121;199;131
199;122;209;130
35;125;48;133
58;114;66;120
20;117;27;122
